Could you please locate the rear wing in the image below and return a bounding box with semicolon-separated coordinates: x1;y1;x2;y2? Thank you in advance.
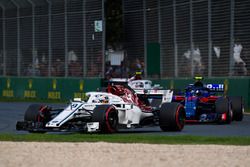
134;89;167;95
205;83;224;92
134;89;173;103
108;78;128;85
102;78;128;88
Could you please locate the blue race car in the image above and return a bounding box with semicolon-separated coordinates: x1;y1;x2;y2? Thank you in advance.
171;77;244;124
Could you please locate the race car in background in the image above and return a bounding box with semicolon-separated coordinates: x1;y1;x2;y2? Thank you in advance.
107;73;167;107
107;71;163;90
16;83;185;133
108;78;162;91
107;75;243;124
170;77;244;124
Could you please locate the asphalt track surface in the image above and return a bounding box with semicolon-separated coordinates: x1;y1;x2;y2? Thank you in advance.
0;102;249;136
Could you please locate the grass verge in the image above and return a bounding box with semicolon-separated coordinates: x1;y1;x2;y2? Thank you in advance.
0;133;250;145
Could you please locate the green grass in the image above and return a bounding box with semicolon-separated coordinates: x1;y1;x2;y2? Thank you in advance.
0;133;250;145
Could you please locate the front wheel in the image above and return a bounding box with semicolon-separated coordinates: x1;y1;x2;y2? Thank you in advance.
159;102;185;131
24;104;51;133
92;105;118;133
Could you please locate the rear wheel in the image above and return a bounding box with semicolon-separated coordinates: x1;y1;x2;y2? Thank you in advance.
159;102;185;131
92;105;118;133
229;96;244;121
215;98;232;124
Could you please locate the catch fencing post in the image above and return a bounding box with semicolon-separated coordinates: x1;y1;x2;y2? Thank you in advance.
102;0;106;78
190;0;194;77
173;0;178;77
27;0;36;76
143;0;147;78
11;0;21;76
208;0;212;77
229;0;235;76
83;0;87;77
158;0;162;77
64;0;68;77
0;3;6;76
46;0;52;77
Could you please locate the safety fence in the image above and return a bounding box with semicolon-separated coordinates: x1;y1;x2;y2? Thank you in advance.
123;0;250;78
0;0;250;78
0;0;104;78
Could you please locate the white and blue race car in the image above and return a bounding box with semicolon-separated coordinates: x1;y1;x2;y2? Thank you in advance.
16;84;185;133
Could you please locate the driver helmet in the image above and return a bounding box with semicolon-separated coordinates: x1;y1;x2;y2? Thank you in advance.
194;76;204;87
99;95;109;103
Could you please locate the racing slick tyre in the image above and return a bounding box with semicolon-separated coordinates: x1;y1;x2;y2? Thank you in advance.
159;102;185;131
24;104;50;133
92;105;118;133
215;98;232;124
229;96;244;121
24;104;43;121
